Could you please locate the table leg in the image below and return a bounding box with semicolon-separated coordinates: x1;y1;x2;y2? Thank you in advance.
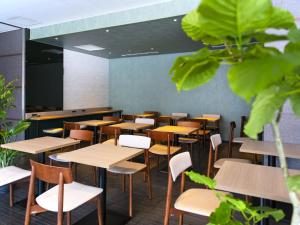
260;198;270;225
98;167;107;224
37;152;46;194
94;126;98;144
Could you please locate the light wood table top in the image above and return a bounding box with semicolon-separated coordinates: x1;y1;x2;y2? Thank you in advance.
1;136;80;154
75;120;117;127
193;116;220;122
215;161;300;203
135;113;155;118
153;125;199;135
57;143;143;169
240;140;300;159
110;122;153;131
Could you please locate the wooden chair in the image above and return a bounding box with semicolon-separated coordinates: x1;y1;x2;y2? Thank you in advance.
148;131;182;170
202;114;221;134
144;111;160;118
122;114;135;122
103;116;122;122
0;166;31;207
164;152;226;225
134;118;156;135
177;121;201;159
99;126;121;145
157;116;172;126
207;134;251;177
62;122;81;138
171;112;188;118
25;160;103;225
107;135;152;217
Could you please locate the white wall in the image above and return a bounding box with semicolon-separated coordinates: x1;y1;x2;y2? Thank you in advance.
63;49;109;109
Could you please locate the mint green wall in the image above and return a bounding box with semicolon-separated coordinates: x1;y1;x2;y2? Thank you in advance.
109;53;250;139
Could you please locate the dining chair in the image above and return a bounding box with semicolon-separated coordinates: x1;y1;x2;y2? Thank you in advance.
122;114;135;122
171;112;188;118
25;160;103;225
202;114;221;133
99;126;121;145
164;152;226;225
48;130;95;185
0;166;31;207
144;111;160;118
107;135;152;217
62;121;81;138
157;116;172;126
148;131;181;171
103;116;122;122
134;118;156;135
207;134;251;177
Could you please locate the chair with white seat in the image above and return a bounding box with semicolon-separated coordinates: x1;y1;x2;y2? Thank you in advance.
25;160;103;225
107;135;152;217
171;113;188;118
134;118;156;135
164;152;226;225
0;166;31;207
207;134;251;177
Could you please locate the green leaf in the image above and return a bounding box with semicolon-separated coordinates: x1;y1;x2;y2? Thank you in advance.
221;195;247;211
170;49;221;91
228;53;300;102
288;29;300;43
9;120;31;136
245;84;289;139
0;110;6;120
209;202;233;224
253;207;285;222
185;170;216;189
287;175;300;192
290;93;300;117
253;33;288;43
266;7;296;29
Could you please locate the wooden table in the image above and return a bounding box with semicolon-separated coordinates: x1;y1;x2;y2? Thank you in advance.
215;161;300;203
76;120;118;143
1;136;80;194
135;113;155;118
58;143;143;225
153;125;199;135
160;115;187;125
110;122;153;132
193;116;220;122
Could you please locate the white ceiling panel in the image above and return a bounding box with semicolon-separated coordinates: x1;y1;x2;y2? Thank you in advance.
0;0;172;28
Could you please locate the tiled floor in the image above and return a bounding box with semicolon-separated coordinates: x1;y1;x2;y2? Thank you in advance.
0;142;291;225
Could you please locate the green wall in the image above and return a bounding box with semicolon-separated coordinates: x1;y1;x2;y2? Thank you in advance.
109;52;250;139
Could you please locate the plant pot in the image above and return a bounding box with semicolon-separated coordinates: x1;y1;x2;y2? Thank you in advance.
0;184;8;194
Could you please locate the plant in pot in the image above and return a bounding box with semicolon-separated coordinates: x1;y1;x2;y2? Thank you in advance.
169;0;300;224
0;75;30;191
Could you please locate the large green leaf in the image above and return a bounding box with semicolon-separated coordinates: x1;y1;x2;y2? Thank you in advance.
9;120;31;136
185;170;216;189
196;0;295;41
244;84;289;139
290;93;300;117
228;54;300;101
209;202;233;225
288;29;300;43
287;175;300;192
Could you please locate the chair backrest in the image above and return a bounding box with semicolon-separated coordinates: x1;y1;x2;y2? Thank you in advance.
177;120;201;129
63;122;81;138
69;130;94;144
103;116;121;122
171;112;188;117
210;134;222;150
144;111;160;117
118;135;151;149
99;126;121;145
157;116;172;126
135;118;155;125
122;114;135;122
229;121;236;142
240;116;248;137
148;130;174;142
202;114;221;119
30;160;73;184
169;152;192;181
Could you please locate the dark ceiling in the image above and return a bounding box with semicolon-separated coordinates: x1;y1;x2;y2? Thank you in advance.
32;16;203;59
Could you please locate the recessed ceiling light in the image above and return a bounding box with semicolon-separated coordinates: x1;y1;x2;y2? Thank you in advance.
150;48;154;51
105;29;109;33
54;37;59;40
173;18;177;22
74;44;105;51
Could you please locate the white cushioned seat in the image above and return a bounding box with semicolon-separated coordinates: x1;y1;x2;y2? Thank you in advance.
214;158;251;169
108;161;146;175
0;166;31;186
48;153;70;163
233;137;252;143
43;128;63;134
149;144;181;156
174;189;225;216
36;182;102;212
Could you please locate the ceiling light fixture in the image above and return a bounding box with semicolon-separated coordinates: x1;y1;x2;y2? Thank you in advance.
150;48;154;50
173;18;178;22
121;51;159;57
54;37;59;40
105;29;109;32
74;44;105;51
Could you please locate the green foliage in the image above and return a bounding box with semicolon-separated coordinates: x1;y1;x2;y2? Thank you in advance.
186;171;284;225
287;175;300;192
169;0;300;139
0;75;30;167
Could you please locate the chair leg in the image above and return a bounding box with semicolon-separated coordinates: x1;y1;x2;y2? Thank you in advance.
122;175;126;192
93;167;97;186
97;196;103;225
156;156;160;172
179;213;183;225
67;212;71;225
147;167;152;199
9;183;14;208
129;174;133;217
74;163;78;180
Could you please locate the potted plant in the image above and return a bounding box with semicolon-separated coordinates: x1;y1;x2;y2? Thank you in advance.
0;75;30;184
170;0;300;224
